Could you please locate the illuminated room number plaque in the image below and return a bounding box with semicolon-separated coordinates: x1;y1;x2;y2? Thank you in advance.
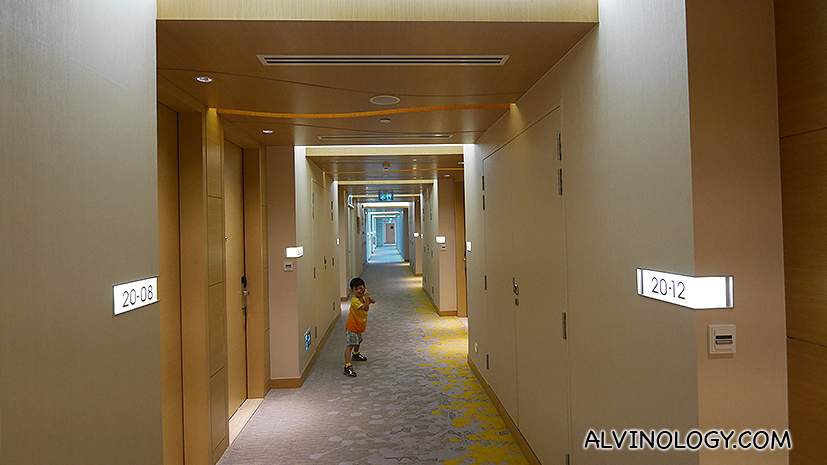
637;268;733;309
113;277;159;315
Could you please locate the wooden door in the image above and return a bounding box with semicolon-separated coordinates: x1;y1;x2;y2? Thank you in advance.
224;140;247;418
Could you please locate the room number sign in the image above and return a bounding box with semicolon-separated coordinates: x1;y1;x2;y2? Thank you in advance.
113;277;159;315
637;268;733;309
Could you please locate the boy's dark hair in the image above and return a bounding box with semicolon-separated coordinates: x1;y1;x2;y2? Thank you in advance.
349;277;365;290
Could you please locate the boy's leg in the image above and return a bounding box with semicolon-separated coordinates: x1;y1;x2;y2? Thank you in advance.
344;343;357;377
344;344;354;364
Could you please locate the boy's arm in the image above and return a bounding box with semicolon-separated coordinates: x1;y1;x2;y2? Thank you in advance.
363;292;375;309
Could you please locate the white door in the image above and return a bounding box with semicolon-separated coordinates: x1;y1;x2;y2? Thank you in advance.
512;109;570;465
385;223;396;245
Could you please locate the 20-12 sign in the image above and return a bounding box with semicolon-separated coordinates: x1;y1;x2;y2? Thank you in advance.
113;277;159;315
637;268;733;310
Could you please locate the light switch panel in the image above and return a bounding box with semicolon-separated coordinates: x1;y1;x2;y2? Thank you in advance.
708;324;736;354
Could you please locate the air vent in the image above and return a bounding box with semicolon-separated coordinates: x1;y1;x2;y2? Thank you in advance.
317;134;453;141
257;55;509;66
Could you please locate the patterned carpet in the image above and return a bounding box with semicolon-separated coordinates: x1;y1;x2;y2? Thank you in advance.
217;246;528;465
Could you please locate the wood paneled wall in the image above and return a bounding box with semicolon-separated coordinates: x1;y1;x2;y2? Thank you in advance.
157;0;597;22
776;1;827;462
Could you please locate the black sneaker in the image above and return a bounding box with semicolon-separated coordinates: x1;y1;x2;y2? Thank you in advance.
351;353;368;362
344;365;357;377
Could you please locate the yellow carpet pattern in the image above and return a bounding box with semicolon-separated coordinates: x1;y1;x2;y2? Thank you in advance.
217;247;527;464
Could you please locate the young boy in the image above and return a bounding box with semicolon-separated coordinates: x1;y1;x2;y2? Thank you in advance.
344;277;376;377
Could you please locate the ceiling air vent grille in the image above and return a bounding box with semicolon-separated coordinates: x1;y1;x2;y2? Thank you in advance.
257;55;509;66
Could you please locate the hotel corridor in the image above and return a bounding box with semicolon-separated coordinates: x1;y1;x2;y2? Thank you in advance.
217;246;528;464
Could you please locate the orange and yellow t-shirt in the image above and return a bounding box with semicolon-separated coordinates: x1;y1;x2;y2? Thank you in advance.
345;295;368;333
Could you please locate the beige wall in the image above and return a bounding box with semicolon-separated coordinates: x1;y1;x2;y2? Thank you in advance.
776;0;827;463
468;0;787;464
464;145;489;369
0;1;163;463
687;1;788;464
338;187;349;300
422;184;440;306
267;147;340;384
267;146;300;381
295;148;340;376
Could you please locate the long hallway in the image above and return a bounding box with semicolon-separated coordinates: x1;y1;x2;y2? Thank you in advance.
217;247;528;464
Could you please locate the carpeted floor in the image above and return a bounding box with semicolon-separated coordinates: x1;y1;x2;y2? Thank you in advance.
217;246;528;465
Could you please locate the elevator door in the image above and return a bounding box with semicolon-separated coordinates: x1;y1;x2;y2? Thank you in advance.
224;141;247;417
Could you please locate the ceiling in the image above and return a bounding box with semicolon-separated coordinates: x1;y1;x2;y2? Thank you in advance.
156;20;595;196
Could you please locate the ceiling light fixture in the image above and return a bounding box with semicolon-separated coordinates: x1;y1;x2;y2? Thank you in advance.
379;118;392;124
317;134;452;141
257;55;510;66
262;129;274;134
195;76;213;83
370;95;401;106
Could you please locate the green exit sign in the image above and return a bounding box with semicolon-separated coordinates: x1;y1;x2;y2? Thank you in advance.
378;193;394;201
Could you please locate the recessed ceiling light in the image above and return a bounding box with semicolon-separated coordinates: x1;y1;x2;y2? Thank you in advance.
444;174;451;177
379;118;391;124
370;95;401;106
195;76;213;83
262;129;274;134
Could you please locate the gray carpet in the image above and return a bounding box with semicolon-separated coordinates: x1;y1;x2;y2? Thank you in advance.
217;246;528;465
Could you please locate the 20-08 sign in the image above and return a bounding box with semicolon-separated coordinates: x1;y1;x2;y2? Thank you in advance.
113;277;159;315
637;268;733;310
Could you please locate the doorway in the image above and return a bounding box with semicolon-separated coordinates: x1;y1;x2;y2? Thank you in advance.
384;222;396;245
224;140;248;418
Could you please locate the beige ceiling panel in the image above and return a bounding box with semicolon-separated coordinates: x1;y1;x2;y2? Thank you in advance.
158;0;598;22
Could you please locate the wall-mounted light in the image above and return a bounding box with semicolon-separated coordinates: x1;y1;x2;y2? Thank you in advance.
414;232;420;238
285;246;304;258
436;236;446;244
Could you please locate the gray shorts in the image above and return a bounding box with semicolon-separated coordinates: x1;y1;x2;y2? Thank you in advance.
346;329;363;346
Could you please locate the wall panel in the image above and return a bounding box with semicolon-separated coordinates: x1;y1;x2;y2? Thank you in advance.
775;0;827;138
776;1;827;463
787;338;827;463
158;103;184;465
